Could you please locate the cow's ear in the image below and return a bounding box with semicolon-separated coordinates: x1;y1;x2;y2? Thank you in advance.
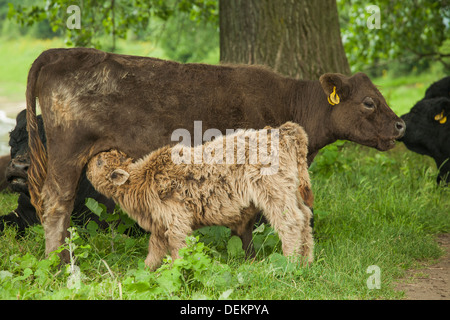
110;169;130;186
319;73;351;105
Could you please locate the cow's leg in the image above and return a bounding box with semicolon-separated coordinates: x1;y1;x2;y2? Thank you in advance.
41;165;82;262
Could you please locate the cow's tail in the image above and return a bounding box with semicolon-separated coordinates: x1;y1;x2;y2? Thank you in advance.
26;51;52;222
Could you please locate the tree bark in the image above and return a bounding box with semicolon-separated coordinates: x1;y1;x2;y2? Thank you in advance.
219;0;351;80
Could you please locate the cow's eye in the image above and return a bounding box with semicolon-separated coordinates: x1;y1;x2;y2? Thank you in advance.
363;98;375;109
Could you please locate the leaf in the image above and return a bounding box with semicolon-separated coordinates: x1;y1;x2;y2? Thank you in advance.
34;268;49;286
0;270;13;281
219;289;233;300
227;236;245;259
12;268;33;283
85;198;106;218
268;253;296;274
123;276;151;293
16;253;38;270
157;268;183;293
253;223;265;234
7;3;17;19
86;220;99;237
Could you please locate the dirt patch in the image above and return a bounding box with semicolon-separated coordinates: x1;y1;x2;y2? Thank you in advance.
396;233;450;300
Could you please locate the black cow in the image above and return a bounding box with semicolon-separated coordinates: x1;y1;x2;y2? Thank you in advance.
1;109;143;235
400;76;450;185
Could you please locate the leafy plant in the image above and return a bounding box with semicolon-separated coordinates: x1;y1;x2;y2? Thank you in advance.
85;198;138;236
338;0;450;72
252;223;281;257
309;140;349;178
7;0;218;51
122;235;215;297
226;236;245;259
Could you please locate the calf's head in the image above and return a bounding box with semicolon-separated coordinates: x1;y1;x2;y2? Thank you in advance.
320;72;405;151
87;150;133;198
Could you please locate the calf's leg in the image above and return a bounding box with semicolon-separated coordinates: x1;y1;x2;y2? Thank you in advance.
296;202;314;262
165;215;193;262
145;229;169;270
259;193;310;262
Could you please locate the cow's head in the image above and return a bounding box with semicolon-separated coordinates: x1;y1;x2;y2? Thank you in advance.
87;150;133;197
399;97;450;184
320;72;405;151
6;110;46;194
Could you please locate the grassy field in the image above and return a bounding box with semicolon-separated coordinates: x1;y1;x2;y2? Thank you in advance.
0;37;449;300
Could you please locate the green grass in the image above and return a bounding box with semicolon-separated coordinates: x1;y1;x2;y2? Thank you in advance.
0;37;449;300
0;142;448;300
0;37;63;101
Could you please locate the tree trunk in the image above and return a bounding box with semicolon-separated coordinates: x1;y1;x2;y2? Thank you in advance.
219;0;351;80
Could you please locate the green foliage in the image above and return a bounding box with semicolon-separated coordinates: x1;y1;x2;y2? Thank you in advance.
8;0;164;49
122;235;240;299
309;140;349;178
84;197;139;236
0;252;60;299
252;223;282;256
226;236;245;259
177;0;218;25
7;0;218;52
157;9;219;63
338;0;450;73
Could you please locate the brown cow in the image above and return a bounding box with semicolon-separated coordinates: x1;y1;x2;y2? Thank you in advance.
26;48;405;261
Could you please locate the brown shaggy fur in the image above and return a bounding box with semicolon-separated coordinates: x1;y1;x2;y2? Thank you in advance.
86;122;313;270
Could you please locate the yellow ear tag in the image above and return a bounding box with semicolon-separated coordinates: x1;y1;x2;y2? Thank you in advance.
328;86;340;105
328;96;335;105
434;111;444;121
440;116;447;124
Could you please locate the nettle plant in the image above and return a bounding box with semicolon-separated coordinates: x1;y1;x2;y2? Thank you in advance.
84;198;137;236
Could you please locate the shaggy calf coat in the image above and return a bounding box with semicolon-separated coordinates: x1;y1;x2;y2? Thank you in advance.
87;122;314;270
